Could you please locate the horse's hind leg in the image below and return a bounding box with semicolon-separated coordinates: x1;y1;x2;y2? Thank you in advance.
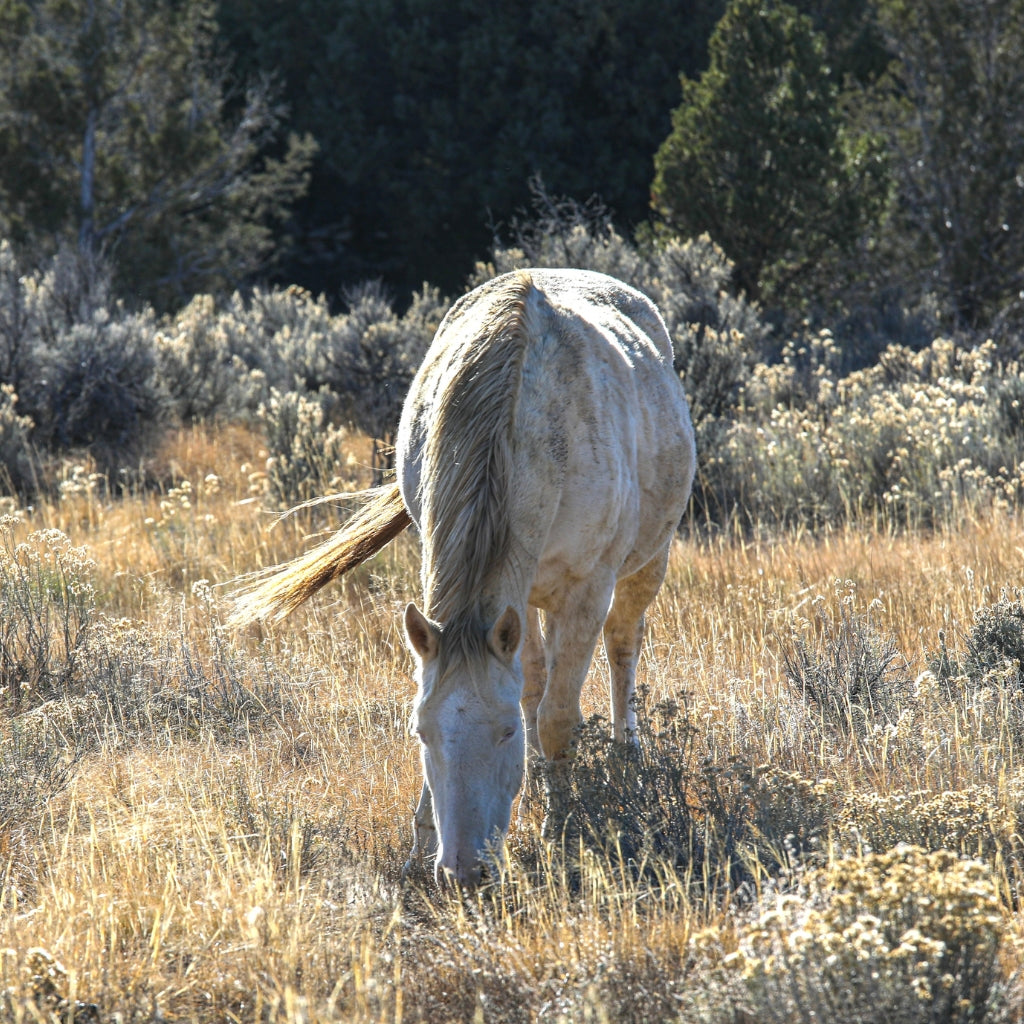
603;542;672;742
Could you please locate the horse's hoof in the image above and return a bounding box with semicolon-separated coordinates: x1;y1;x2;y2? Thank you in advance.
400;855;431;887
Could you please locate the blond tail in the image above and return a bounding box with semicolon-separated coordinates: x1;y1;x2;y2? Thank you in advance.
229;483;412;624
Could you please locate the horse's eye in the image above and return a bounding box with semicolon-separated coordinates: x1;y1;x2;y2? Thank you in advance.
498;727;517;745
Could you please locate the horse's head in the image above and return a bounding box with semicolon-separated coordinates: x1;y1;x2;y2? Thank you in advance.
404;602;525;889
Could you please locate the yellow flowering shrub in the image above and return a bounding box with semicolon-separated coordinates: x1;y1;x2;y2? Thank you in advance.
731;846;1004;1024
837;788;1019;862
701;335;1024;530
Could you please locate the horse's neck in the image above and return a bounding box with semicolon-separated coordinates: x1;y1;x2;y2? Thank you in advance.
423;545;531;627
416;271;538;627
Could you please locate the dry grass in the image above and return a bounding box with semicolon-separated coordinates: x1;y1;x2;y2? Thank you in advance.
3;424;1024;1022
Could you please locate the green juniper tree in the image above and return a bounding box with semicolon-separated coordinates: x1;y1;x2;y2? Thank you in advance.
651;0;885;310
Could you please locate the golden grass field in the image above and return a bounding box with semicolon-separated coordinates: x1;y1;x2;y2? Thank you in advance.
2;424;1024;1022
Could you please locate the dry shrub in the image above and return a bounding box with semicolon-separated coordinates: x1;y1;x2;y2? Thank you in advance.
961;592;1024;690
731;846;1006;1024
0;519;296;846
0;522;286;742
0;385;36;495
226;772;348;884
0;723;82;834
534;698;839;892
933;589;1024;737
154;293;266;423
0;522;96;713
1;948;99;1023
0;243;167;481
781;593;912;734
536;697;708;884
395;913;692;1024
256;388;353;506
79;619;291;746
32;314;166;472
0;524;100;832
157;281;443;449
837;788;1019;863
743;765;839;864
321;281;444;451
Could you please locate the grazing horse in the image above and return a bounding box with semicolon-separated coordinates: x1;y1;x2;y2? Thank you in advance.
232;269;696;888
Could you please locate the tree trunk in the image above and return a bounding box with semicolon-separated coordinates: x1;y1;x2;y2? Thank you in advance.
79;105;97;253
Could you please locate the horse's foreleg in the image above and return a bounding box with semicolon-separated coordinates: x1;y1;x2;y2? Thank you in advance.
521;605;547;755
537;574;616;840
401;782;437;881
536;574;615;760
517;605;548;817
603;543;672;743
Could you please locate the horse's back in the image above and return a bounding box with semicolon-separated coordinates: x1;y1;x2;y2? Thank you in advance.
398;269;695;603
515;270;694;590
523;267;676;365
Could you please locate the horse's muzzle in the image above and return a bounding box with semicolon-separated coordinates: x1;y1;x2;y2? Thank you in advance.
435;853;486;891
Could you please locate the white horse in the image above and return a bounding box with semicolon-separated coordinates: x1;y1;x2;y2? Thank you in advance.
232;268;696;888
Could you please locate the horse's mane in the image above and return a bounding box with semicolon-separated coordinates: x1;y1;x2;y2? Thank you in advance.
420;270;534;666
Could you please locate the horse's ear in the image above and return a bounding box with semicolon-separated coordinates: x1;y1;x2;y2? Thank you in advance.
488;606;521;664
404;602;440;661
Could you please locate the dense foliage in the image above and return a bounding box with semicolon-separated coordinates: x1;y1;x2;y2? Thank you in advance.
216;0;726;295
862;0;1024;331
651;0;885;307
0;0;314;308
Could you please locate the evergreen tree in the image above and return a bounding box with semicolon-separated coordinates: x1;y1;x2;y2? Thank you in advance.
217;0;725;296
0;0;315;308
651;0;884;307
792;0;890;85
